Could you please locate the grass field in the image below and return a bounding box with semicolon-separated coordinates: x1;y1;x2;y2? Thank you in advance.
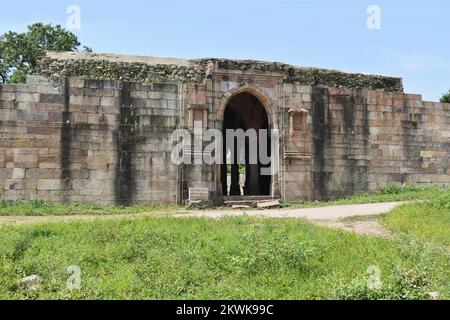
0;185;444;216
0;185;448;300
0;200;180;216
283;185;443;209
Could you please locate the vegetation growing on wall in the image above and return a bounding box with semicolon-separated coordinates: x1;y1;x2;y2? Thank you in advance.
36;52;404;92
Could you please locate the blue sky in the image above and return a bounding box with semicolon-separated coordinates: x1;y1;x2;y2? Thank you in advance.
1;0;449;101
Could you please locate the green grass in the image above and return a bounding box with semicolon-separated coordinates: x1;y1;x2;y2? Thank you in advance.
0;200;181;216
0;184;448;300
0;184;446;216
283;185;444;209
382;190;450;247
0;214;448;300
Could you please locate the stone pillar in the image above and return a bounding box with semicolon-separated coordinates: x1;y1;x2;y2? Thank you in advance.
230;165;241;195
221;130;228;195
230;143;241;196
244;140;250;196
247;164;260;195
221;164;228;196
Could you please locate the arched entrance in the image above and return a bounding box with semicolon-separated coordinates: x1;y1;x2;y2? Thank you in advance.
221;92;272;196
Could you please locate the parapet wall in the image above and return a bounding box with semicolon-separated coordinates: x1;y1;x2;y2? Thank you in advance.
194;58;404;91
37;52;404;92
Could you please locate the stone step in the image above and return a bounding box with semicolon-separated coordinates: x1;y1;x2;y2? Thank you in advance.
224;196;277;202
224;196;281;208
257;199;281;208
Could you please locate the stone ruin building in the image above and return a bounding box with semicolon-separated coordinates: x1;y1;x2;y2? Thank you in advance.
0;51;449;206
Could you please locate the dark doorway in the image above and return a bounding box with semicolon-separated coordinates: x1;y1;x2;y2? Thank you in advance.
221;92;271;196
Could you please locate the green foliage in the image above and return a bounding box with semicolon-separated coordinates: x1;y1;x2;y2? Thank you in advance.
0;184;446;216
383;190;450;246
285;184;442;209
226;164;246;175
427;190;450;211
334;264;433;300
441;90;450;103
377;184;403;195
0;185;448;299
334;235;442;300
0;213;448;300
0;23;91;83
0;200;180;216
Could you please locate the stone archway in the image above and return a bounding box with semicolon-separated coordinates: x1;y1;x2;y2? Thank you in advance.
220;92;272;196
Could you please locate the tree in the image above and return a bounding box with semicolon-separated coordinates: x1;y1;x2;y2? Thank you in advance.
441;90;450;103
0;23;91;83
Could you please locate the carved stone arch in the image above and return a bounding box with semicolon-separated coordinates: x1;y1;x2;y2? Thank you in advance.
216;86;278;131
215;85;281;199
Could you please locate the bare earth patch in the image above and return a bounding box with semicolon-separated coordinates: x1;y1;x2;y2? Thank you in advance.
313;219;392;236
0;202;403;236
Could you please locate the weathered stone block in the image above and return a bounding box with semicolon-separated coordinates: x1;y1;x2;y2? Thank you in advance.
37;179;61;191
12;168;25;179
15;93;40;103
153;83;177;93
70;95;100;106
27;75;65;87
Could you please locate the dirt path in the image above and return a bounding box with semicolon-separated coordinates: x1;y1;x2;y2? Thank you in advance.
177;202;404;236
0;202;405;235
181;202;403;220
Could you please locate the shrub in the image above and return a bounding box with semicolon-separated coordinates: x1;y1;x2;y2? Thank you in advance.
377;185;403;195
334;264;434;300
427;191;450;210
377;184;425;196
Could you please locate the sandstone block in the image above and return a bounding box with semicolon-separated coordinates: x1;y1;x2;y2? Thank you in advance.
12;168;25;179
70;95;100;106
37;179;61;191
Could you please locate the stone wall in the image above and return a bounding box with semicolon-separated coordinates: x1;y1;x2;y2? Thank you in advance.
194;58;404;91
281;84;450;201
0;72;449;205
37;54;206;85
0;75;181;205
37;52;404;92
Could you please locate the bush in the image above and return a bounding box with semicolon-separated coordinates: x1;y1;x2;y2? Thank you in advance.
0;199;9;208
230;231;317;274
427;191;450;210
334;264;434;300
376;184;425;196
377;185;403;195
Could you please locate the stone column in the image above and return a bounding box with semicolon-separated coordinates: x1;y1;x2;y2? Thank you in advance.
221;130;228;195
230;143;241;196
221;163;228;196
247;164;260;195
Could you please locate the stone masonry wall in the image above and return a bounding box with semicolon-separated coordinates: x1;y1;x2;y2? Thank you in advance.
281;84;450;201
0;75;181;205
0;73;449;205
